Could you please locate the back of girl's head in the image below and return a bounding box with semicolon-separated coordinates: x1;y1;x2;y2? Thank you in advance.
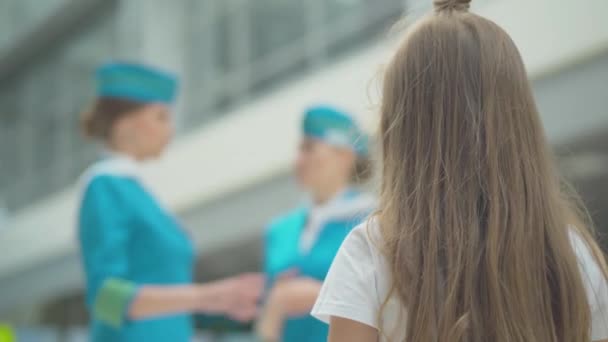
377;0;608;341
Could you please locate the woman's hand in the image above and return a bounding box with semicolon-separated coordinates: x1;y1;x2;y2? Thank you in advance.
256;276;323;341
256;282;285;342
268;277;323;316
197;273;265;322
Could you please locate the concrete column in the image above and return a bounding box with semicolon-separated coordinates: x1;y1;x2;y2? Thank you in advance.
305;0;327;68
182;0;218;126
113;0;189;130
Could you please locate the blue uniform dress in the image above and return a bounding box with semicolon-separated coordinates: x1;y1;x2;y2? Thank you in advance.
78;155;194;342
264;189;375;342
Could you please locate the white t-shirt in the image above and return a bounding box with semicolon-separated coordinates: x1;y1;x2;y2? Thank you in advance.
312;220;608;341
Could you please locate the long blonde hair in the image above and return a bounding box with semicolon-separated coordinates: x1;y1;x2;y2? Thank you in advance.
377;0;608;341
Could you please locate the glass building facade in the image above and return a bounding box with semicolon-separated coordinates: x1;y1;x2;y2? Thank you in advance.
0;0;405;212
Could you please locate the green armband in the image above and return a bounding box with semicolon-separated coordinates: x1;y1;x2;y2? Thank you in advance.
94;278;138;328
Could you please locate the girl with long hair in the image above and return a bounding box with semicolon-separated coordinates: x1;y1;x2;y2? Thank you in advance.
311;1;608;341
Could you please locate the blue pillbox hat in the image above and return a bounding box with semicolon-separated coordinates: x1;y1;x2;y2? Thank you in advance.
302;105;369;157
96;62;179;104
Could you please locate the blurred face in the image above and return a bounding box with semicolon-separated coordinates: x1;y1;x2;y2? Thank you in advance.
294;137;355;192
114;104;174;159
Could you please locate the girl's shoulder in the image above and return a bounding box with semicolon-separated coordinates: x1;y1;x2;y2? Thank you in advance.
341;217;389;279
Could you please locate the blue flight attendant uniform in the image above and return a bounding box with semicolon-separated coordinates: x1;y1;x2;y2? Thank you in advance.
79;156;194;341
265;190;374;342
264;106;374;342
77;62;194;341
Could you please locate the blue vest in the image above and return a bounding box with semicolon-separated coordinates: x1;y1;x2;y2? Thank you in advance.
264;190;374;342
78;157;194;342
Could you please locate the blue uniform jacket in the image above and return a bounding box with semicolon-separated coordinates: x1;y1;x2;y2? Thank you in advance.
78;156;194;342
264;190;375;342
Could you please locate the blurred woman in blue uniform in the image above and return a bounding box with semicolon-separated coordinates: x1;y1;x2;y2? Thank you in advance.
257;106;375;342
78;62;263;342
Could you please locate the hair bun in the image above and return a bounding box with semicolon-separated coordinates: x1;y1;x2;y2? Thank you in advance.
433;0;471;13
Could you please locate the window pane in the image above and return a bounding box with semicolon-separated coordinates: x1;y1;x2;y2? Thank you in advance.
0;6;116;211
249;0;307;62
324;0;367;22
325;0;403;58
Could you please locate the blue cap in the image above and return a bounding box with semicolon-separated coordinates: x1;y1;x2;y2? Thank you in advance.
302;105;369;156
96;62;179;104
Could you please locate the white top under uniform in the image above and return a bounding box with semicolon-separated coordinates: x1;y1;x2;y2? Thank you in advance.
312;220;608;341
299;189;376;253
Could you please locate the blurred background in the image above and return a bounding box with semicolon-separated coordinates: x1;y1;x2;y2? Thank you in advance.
0;0;607;341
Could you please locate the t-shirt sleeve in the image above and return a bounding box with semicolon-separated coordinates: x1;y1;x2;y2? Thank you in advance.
570;232;608;340
311;223;380;329
587;264;608;341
